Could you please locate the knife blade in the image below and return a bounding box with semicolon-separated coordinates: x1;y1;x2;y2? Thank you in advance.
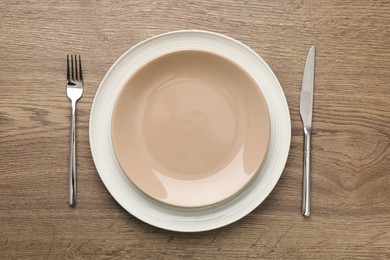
300;46;315;218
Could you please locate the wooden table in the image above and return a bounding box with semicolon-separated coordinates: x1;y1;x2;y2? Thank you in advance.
1;1;389;259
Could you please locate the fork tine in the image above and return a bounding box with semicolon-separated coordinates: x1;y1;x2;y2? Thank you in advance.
75;55;78;81
71;55;74;81
67;55;70;82
78;55;83;82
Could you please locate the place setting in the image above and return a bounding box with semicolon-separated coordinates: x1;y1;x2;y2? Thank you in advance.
67;30;315;232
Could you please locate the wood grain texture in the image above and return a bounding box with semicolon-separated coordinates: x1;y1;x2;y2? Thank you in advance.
0;0;389;259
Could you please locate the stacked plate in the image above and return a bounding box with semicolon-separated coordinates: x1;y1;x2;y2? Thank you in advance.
90;30;291;232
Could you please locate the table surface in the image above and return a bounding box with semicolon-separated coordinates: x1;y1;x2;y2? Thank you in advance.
1;1;389;259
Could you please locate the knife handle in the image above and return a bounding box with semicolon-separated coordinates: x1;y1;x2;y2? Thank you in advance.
302;127;311;217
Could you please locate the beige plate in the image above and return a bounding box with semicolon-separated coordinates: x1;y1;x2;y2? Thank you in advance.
112;50;270;207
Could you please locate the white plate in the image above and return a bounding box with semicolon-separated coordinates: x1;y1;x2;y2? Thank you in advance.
90;30;291;232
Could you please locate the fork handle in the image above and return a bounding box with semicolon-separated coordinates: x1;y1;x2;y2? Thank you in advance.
69;100;77;207
302;127;311;217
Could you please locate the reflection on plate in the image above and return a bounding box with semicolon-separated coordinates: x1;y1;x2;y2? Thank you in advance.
112;50;270;207
90;30;290;232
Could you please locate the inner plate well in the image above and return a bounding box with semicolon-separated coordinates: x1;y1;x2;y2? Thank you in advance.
111;50;270;207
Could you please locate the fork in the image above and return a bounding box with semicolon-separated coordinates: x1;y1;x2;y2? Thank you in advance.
66;55;84;207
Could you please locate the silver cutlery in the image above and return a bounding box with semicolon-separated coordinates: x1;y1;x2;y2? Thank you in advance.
300;46;315;217
66;55;84;207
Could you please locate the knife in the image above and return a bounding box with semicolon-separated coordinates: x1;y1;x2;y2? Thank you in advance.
300;46;315;218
